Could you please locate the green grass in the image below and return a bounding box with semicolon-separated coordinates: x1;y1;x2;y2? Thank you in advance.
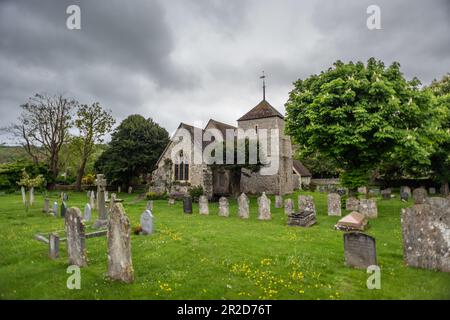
0;190;449;300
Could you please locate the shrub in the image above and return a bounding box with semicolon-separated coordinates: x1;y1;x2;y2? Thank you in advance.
132;225;142;235
189;185;204;202
82;173;95;185
146;191;168;200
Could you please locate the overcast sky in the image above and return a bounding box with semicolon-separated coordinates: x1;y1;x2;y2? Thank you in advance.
0;0;449;143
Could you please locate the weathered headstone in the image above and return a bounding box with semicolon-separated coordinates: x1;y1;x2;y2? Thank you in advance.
218;197;229;217
21;186;26;205
274;195;283;209
43;199;50;213
429;187;436;195
327;193;341;216
105;191;109;202
346;197;360;211
359;199;378;219
49;233;60;259
413;187;427;204
284;198;294;215
63;192;69;202
258;192;271;220
61;202;67;218
198;195;209;215
93;174;108;228
381;188;391;200
401;197;450;272
400;186;412;198
344;232;377;269
118;186;121;194
84;203;92;222
128;186;133;194
298;195;316;215
65;207;87;267
400;191;410;202
146;200;153;211
168;198;175;206
29;187;34;206
357;186;367;195
108;193;117;214
89;191;96;211
141;209;153;235
183;195;192;214
238;193;249;219
335;212;368;232
51;202;58;217
107;203;134;283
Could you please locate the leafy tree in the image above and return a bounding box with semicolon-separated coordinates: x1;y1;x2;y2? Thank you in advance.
72;103;115;191
285;58;438;191
295;149;340;178
95;115;169;188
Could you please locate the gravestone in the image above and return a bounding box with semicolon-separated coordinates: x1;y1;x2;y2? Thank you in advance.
257;192;271;220
368;188;380;198
440;183;449;196
429;187;436;195
198;195;209;215
51;202;58;217
336;188;347;197
63;192;69;202
84;203;92;222
346;197;360;211
29;187;34;206
357;186;367;195
90;191;96;211
400;186;412;198
168;198;175;206
108;193;117;214
61;202;67;218
274;195;283;209
218;197;229;217
298;195;316;215
141;209;153;235
146;200;153;211
401;197;450;272
107;203;134;283
400;191;410;202
413;187;427;204
118;186;121;193
335;212;368;232
87;190;91;198
344;232;377;269
128;186;133;194
49;233;60;260
238;193;249;219
381;189;391;200
105;191;109;202
284;198;294;215
65;207;87;267
43;199;50;213
183;195;192;214
93;174;108;228
359;199;378;219
327;193;341;216
21;186;26;205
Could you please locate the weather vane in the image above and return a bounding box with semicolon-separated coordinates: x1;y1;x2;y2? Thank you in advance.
260;71;266;101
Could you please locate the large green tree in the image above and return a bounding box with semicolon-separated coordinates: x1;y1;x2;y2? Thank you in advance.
285;58;439;190
95;115;169;188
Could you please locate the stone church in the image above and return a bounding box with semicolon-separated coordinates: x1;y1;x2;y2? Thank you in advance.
151;97;307;198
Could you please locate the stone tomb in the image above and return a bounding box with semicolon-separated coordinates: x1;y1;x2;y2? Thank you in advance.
140;209;153;235
65;207;87;267
298;195;316;215
238;193;249;219
107;203;134;283
359;199;378;219
344;232;377;269
199;195;209;215
401;197;450;272
289;195;316;227
258;193;271;220
218;197;229;217
327;193;341;216
335;212;368;232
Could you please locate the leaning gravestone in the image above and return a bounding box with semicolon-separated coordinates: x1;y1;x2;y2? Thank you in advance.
43;199;50;214
198;195;209;215
327;193;341;216
84;203;92;222
359;199;378;219
61;202;67;218
107;203;134;283
298;195;316;215
238;193;250;219
258;192;271;220
93;174;108;228
141;209;153;235
183;195;192;214
413;187;428;204
401;197;450;272
381;189;391;200
65;207;87;267
344;232;377;269
218;197;229;217
346;197;360;211
284;198;294;215
49;233;60;260
274;195;283;209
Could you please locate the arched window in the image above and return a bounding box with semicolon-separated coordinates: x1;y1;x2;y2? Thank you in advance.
174;151;189;181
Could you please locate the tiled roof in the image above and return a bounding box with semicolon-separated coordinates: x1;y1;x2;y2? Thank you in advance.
293;160;312;177
237;100;284;121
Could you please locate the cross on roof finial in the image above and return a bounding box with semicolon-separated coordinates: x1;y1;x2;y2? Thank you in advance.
260;71;266;101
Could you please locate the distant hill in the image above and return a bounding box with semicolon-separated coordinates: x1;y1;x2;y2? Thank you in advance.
0;146;30;164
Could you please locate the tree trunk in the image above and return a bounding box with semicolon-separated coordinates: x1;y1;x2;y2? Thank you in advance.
75;159;87;191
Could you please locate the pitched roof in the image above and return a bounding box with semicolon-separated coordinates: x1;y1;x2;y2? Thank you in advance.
237;100;284;121
293;160;312;177
205;119;236;138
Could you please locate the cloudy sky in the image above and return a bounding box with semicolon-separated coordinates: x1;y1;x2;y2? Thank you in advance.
0;0;449;142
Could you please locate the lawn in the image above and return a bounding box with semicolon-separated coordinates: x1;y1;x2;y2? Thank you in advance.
0;190;449;300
